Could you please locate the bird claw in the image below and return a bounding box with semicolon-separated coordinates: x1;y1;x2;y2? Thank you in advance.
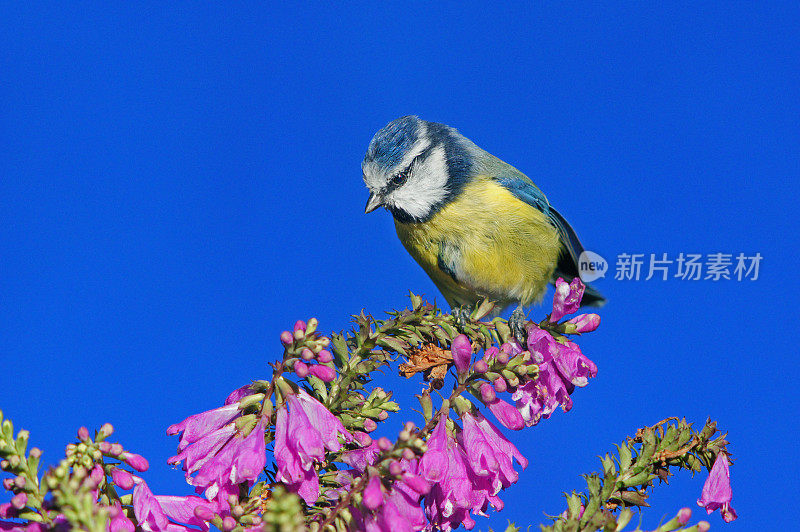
451;305;472;329
509;306;529;345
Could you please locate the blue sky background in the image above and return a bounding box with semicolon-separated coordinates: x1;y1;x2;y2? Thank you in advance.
2;3;797;530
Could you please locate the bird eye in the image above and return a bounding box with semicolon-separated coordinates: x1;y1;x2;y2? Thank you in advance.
390;172;408;187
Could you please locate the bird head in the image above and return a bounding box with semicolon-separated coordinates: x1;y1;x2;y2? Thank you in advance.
362;116;472;223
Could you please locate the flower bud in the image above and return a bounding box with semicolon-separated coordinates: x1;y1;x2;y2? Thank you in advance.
496;352;509;365
480;383;496;403
194;505;215;521
697;522;710;532
293;360;309;378
317;349;333;363
354;431;372;447
28;447;42;459
388;461;402;476
123;453;149;472
377;437;392;451
308;364;336;382
222;516;237;532
280;331;293;345
14;476;25;489
2;479;13;490
111;467;135;490
472;359;488;373
305;317;318;335
89;465;104;487
99;423;114;438
402;448;415;461
493;377;507;393
300;348;315;361
677;507;692;525
566;313;601;333
450;334;472;374
483;346;500;362
77;427;90;441
10;493;27;510
417;391;433;420
293;320;307;334
363;419;377;432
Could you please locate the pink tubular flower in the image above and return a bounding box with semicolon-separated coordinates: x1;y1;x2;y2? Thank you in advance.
550;277;584;322
167;385;265;498
418;416;515;530
133;479;217;531
190;416;267;497
460;411;528;494
167;403;242;452
418;417;477;531
451;334;472;374
697;453;737;522
340;437;380;472
512;325;596;427
274;389;351;504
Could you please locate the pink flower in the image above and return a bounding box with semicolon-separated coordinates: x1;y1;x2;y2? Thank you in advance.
167;404;241;452
341;436;380;472
550;277;584;322
133;480;217;531
418;416;513;531
697;453;737;522
460;411;528;494
451;334;472;374
551;341;597;388
190;416;267;497
274;390;351;504
167;386;265;498
512;325;597;427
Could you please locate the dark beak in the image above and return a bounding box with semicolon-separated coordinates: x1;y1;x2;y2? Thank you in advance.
364;192;383;214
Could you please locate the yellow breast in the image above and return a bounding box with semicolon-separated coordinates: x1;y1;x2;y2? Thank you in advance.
394;178;561;309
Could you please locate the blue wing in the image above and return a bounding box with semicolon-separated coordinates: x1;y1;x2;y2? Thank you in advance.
494;173;586;261
494;171;606;306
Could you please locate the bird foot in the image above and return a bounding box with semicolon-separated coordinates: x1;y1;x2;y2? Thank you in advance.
509;306;529;345
451;305;473;329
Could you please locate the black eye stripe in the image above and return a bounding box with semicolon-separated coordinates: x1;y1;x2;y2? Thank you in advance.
385;143;436;192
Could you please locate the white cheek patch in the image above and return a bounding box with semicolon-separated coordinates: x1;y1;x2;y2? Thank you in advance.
388;144;449;220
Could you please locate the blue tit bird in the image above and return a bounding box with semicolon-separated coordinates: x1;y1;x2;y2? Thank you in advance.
362;116;605;336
